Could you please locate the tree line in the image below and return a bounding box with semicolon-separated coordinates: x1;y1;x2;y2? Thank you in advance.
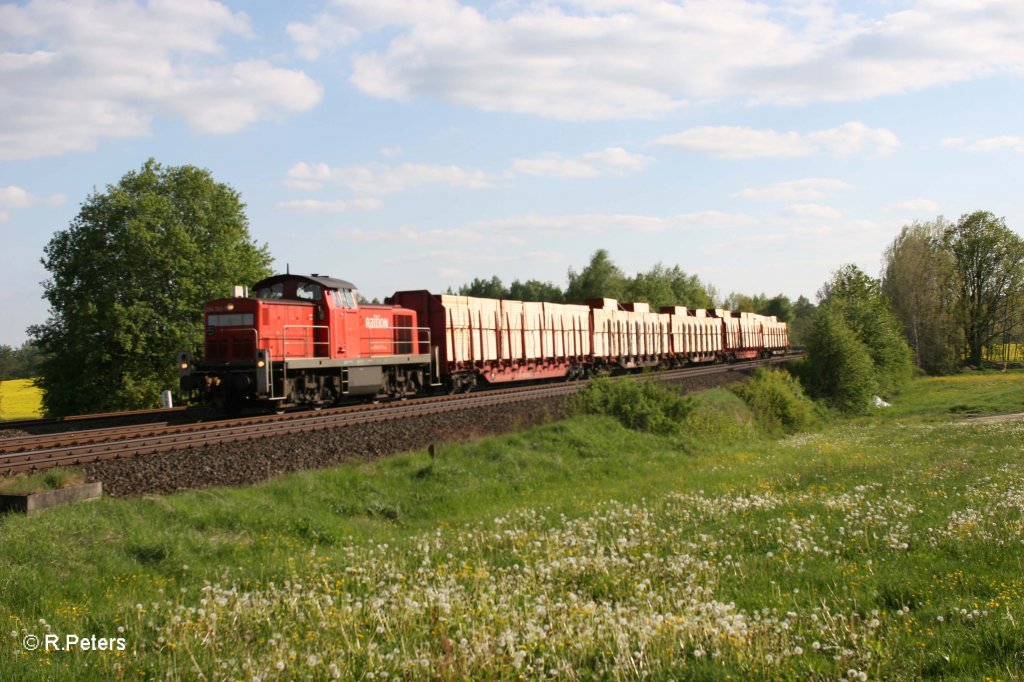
453;249;813;334
0;342;42;381
882;211;1024;373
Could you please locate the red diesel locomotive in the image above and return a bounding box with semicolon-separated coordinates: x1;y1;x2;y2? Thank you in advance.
178;274;433;411
178;273;788;410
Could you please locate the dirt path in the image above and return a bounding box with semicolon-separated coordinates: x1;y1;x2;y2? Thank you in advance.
967;412;1024;422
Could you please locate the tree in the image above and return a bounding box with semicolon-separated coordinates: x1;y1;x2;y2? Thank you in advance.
29;159;273;416
0;341;43;380
566;252;713;309
816;264;913;399
759;294;794;323
458;275;508;299
626;263;713;310
0;346;14;381
508;279;564;302
881;219;960;374
803;306;877;415
721;293;794;322
788;295;816;346
943;211;1024;367
565;249;627;302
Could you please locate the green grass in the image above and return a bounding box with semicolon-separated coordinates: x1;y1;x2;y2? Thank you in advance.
879;370;1024;420
1;372;1023;680
0;468;85;495
0;378;42;421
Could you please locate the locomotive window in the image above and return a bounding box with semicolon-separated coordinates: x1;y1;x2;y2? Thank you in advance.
297;283;323;301
255;283;284;300
331;291;343;308
208;313;254;327
340;289;356;309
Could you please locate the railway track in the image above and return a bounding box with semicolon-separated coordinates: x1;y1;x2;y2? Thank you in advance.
0;355;799;477
0;405;207;435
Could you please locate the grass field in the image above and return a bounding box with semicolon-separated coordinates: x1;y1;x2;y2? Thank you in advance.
0;378;42;421
1;373;1023;680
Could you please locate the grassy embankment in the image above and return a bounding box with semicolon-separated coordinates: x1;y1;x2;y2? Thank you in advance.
0;378;43;421
1;371;1023;680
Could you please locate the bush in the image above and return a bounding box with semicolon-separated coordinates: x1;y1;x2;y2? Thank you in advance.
817;264;914;398
731;368;817;434
804;307;878;415
573;376;695;435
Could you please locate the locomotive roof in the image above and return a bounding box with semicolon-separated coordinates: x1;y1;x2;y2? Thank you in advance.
254;273;356;291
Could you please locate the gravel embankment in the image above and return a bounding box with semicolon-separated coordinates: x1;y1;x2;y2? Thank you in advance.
85;369;752;497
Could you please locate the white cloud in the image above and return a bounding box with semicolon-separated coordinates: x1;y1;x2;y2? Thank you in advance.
286;146;649;197
807;122;901;157
331;210;757;255
654;126;815;159
509;147;653;178
277;198;382;213
702;232;788;253
782;204;843;220
399;248;567;266
301;0;1024;120
941;135;1024;153
285;161;493;195
735;178;854;202
888;198;940;213
438;266;467;279
287;11;360;61
655;122;899;159
0;185;66;221
0;0;322;160
466;210;757;236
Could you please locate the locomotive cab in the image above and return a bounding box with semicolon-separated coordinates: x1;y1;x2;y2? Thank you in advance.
179;274;433;411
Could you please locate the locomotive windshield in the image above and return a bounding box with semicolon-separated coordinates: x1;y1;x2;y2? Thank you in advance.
249;275;358;306
296;282;323;301
254;283;284;300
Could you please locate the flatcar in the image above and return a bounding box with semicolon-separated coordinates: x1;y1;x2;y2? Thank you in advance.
178;273;788;410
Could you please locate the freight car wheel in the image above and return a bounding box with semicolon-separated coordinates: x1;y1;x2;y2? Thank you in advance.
446;372;476;394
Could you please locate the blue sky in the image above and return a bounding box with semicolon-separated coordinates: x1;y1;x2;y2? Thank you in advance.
1;0;1022;347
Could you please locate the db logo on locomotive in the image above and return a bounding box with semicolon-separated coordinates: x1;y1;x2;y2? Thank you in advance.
364;315;391;330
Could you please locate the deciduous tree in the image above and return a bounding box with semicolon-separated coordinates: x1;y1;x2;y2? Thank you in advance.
29;159;272;416
626;263;713;310
458;275;508;299
815;264;913;399
565;249;626;302
508;279;564;302
943;211;1024;367
803;306;877;415
882;219;960;374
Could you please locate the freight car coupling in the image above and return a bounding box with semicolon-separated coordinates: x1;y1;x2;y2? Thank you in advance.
179;274;789;413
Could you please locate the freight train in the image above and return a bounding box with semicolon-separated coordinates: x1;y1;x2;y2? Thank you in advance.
178;273;788;411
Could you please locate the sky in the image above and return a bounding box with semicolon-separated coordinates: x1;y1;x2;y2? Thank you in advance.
1;0;1023;348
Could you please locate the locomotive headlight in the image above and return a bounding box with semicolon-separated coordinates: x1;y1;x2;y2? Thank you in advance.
226;303;235;311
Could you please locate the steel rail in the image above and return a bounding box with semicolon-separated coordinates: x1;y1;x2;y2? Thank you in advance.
0;405;193;432
1;353;800;476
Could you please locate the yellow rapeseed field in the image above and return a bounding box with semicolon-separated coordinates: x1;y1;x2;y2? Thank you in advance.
984;343;1024;362
0;379;42;421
